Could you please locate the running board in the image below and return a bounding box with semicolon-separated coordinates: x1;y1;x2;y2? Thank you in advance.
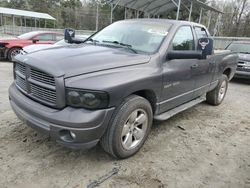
154;96;206;121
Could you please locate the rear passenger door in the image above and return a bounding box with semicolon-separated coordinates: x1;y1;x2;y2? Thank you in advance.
160;26;197;113
192;26;214;97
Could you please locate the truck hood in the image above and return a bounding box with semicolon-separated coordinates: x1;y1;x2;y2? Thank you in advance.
15;44;151;78
23;44;61;53
238;53;250;61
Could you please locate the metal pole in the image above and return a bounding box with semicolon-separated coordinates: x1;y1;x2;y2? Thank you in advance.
110;4;113;24
213;13;220;37
199;8;203;23
188;1;193;21
207;11;211;30
216;13;221;36
20;17;22;26
20;17;23;33
137;10;139;18
35;18;37;27
4;16;6;33
24;17;26;27
45;20;47;28
0;14;2;26
96;3;99;31
176;0;181;20
124;7;127;19
12;15;14;35
54;20;55;28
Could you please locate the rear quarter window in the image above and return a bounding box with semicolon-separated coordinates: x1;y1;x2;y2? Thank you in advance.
55;34;64;41
194;27;208;39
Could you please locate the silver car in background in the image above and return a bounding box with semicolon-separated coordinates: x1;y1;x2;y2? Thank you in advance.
22;35;89;54
226;41;250;79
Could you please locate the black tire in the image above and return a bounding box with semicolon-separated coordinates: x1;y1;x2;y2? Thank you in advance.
206;74;228;105
100;95;153;159
7;48;21;62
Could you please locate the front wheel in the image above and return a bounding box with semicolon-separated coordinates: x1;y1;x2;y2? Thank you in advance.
206;74;228;105
8;48;21;62
100;95;153;159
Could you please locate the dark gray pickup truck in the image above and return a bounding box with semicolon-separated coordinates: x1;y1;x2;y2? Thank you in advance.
9;19;238;159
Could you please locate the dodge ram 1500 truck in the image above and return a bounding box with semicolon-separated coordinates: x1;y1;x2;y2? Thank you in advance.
9;19;238;159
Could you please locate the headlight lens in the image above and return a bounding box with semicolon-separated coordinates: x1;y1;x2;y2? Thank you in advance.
66;88;109;109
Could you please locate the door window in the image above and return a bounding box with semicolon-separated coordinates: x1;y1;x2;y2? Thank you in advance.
35;34;53;41
172;26;194;51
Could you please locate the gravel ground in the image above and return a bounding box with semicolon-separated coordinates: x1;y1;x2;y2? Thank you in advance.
0;61;250;188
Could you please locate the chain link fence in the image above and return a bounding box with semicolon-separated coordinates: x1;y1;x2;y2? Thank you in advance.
213;37;250;49
1;24;250;50
0;25;94;36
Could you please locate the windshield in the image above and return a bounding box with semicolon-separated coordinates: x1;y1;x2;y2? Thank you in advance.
17;31;38;40
89;21;172;53
226;43;250;54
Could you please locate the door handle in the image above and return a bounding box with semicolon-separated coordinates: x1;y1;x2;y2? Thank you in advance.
191;64;199;69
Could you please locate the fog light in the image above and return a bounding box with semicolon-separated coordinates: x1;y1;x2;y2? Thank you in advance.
69;131;76;139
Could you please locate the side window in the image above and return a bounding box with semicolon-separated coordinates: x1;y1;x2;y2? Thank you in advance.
172;26;194;51
194;27;208;39
35;34;53;41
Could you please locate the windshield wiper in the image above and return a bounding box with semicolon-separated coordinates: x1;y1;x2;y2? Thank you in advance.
102;40;137;54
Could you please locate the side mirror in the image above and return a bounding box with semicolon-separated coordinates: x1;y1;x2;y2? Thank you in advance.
168;50;203;60
64;28;75;43
197;37;213;59
32;39;39;43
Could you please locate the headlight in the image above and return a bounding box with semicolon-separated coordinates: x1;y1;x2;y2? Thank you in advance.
0;42;7;48
66;88;109;109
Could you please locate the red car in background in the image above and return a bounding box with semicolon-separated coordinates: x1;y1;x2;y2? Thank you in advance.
0;31;63;61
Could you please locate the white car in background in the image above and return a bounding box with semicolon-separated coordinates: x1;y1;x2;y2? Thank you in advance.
22;35;89;54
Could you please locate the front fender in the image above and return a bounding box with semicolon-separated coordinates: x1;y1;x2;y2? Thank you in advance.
65;64;162;108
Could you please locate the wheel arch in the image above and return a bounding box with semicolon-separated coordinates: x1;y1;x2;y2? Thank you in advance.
5;46;22;59
131;89;157;114
223;68;232;80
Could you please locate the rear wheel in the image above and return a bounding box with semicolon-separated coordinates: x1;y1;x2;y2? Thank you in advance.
100;95;153;159
206;74;228;105
8;48;21;62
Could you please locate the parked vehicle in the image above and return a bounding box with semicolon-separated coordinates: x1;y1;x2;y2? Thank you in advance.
22;35;89;54
225;41;250;79
9;19;238;159
0;31;63;61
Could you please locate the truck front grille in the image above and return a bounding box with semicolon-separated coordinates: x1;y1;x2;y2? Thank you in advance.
16;62;26;75
30;68;56;86
30;83;56;104
237;61;250;72
16;74;27;91
14;62;64;108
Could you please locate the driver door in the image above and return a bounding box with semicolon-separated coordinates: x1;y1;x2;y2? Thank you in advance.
160;26;197;113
